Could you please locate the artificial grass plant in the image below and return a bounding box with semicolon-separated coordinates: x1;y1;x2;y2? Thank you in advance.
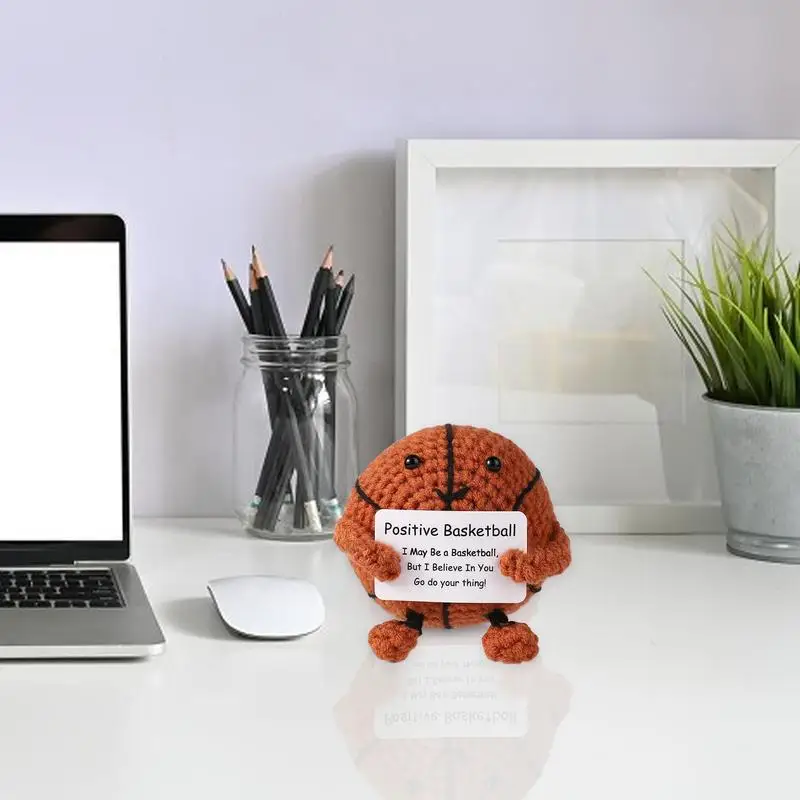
648;229;800;408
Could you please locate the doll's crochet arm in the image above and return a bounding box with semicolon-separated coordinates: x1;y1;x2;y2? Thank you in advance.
499;523;571;585
333;517;401;582
540;523;571;577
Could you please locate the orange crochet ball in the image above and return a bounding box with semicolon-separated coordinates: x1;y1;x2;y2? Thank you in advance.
333;424;571;663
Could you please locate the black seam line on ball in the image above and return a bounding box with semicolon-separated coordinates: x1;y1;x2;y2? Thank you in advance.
405;610;424;634
527;584;541;595
367;592;376;599
355;480;381;510
434;424;470;508
442;602;451;629
434;485;469;505
445;423;455;508
512;468;542;511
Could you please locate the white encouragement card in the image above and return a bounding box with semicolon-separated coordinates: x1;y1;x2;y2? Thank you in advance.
373;510;527;603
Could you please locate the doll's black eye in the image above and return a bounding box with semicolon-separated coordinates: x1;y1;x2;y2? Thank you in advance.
404;454;422;469
485;456;502;472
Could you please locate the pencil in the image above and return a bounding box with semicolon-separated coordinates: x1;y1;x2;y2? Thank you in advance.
252;246;287;338
314;268;343;501
295;262;338;525
305;256;338;513
303;269;339;505
219;260;279;517
250;252;318;528
318;269;341;336
255;245;324;528
253;376;321;532
243;263;291;513
335;274;355;335
249;264;268;334
253;245;301;505
251;246;322;533
222;260;253;333
301;245;334;337
248;261;284;504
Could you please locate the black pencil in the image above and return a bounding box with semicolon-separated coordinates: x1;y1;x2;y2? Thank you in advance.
302;269;339;510
262;251;335;528
252;246;287;338
254;377;320;532
219;260;282;519
335;274;355;335
301;245;334;337
245;264;281;492
253;245;304;521
311;269;340;502
317;269;344;501
333;269;345;297
253;245;324;529
248;262;283;500
248;264;268;334
251;246;322;533
252;245;332;510
253;245;333;478
318;270;344;336
306;254;337;514
222;260;253;333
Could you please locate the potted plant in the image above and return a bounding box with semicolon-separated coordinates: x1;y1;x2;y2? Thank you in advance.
650;229;800;563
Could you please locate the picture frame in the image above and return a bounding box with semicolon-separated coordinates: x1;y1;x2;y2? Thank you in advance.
395;138;800;534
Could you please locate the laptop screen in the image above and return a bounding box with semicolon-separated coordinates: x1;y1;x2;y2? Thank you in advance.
0;229;125;543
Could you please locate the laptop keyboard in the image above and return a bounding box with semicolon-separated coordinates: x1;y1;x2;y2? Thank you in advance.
0;569;123;609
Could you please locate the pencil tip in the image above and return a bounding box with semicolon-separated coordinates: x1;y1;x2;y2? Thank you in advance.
251;247;266;278
335;270;345;287
321;245;334;270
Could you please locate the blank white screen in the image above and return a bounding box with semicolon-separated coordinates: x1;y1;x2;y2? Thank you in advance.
0;242;123;541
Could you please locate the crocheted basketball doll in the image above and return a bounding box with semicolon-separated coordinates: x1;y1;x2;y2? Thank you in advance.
333;424;571;664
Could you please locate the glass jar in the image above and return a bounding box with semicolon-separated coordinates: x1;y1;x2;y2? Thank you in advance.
233;334;358;541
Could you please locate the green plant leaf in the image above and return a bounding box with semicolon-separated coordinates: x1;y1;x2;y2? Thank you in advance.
670;269;765;401
778;323;800;407
779;323;800;371
656;285;722;385
703;301;765;403
646;228;800;407
660;308;714;391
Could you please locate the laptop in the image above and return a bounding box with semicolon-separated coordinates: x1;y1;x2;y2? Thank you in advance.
0;214;165;659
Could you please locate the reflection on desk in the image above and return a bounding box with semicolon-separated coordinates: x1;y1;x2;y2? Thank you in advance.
4;522;800;799
335;643;571;800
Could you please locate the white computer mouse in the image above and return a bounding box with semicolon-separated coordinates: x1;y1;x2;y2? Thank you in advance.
207;575;325;640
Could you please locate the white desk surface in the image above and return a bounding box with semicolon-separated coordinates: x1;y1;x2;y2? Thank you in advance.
3;519;798;799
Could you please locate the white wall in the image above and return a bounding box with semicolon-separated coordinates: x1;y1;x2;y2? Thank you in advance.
0;0;797;516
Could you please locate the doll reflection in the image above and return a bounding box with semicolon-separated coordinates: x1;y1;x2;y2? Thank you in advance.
333;642;571;800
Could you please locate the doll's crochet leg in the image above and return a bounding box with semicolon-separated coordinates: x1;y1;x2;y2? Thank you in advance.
482;609;539;664
368;610;423;663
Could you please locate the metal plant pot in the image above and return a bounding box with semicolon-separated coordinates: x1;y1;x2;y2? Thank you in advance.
705;396;800;563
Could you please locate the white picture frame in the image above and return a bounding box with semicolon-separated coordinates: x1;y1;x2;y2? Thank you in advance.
395;139;800;534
